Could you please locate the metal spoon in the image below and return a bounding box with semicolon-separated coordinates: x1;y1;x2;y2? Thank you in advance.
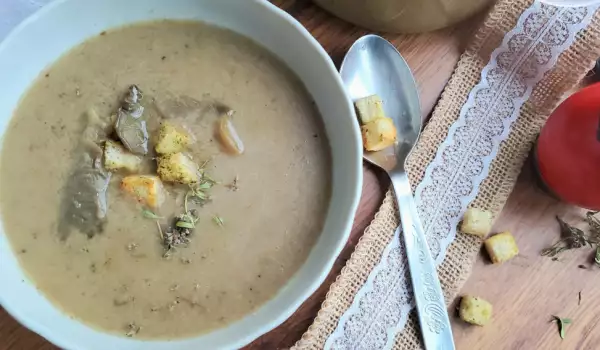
340;34;455;350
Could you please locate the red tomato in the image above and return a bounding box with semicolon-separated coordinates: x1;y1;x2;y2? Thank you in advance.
536;82;600;210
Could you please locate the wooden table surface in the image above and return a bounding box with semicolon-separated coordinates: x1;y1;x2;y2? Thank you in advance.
2;1;600;349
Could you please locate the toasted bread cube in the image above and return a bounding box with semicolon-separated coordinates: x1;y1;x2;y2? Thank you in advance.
485;231;519;264
355;95;385;124
121;175;165;208
461;208;494;238
361;117;397;151
459;295;492;326
155;122;191;154
157;152;200;184
103;140;143;172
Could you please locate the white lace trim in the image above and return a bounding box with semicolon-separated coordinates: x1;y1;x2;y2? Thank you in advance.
325;3;598;349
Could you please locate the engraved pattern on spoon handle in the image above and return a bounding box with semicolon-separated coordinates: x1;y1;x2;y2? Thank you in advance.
390;170;455;350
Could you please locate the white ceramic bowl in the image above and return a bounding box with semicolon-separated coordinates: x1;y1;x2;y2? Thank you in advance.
0;0;362;349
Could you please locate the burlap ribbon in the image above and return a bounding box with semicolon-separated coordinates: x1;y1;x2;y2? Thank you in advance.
293;0;600;348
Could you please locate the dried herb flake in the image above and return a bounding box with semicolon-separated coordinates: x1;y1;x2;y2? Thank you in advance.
541;216;596;258
197;182;213;190
586;211;600;236
213;215;224;227
125;323;140;337
142;209;163;220
227;175;239;191
552;316;571;339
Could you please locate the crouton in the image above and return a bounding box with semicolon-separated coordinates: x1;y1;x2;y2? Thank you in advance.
459;295;492;326
103;140;143;172
155;122;191;154
484;231;519;264
461;208;494;238
354;95;386;124
121;175;165;208
361;117;397;151
157;152;200;184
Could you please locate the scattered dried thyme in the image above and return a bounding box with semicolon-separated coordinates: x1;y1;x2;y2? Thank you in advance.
161;223;193;257
125;323;141;337
227;175;239;191
541;214;600;259
586;211;600;235
149;169;219;257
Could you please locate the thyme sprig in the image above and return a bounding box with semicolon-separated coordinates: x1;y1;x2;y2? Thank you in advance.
541;214;600;258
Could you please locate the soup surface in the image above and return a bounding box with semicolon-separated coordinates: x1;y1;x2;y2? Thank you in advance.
0;20;330;339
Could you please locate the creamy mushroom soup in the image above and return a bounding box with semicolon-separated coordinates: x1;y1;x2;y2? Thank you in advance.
0;20;331;339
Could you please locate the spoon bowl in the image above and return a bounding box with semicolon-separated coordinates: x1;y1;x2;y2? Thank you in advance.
340;34;421;171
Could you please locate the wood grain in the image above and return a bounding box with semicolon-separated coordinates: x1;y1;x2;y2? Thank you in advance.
4;2;598;350
451;163;600;350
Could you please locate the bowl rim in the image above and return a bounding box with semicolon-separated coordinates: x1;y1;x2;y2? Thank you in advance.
0;0;363;349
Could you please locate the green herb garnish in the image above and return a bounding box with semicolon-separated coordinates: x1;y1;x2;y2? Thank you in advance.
157;168;218;257
142;209;163;220
186;181;212;207
197;182;213;190
192;190;207;200
176;221;195;229
552;316;571;339
213;215;224;227
595;246;600;267
155;221;164;240
202;173;219;185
